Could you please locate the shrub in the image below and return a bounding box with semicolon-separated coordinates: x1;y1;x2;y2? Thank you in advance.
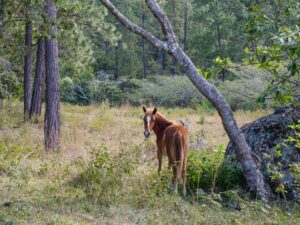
217;65;270;110
187;145;224;192
187;145;243;194
74;143;140;204
217;156;244;190
127;76;205;107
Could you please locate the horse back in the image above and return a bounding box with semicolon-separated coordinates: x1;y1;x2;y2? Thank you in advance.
164;125;188;162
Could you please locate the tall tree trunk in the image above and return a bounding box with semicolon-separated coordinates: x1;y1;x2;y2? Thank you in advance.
24;5;33;122
104;41;108;71
30;37;45;119
100;0;269;200
216;21;226;81
44;0;60;150
170;0;177;76
182;0;188;75
183;0;188;52
0;0;4;36
141;11;147;79
114;44;120;80
159;50;166;75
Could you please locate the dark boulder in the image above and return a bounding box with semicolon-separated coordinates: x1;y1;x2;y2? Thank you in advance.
226;106;300;199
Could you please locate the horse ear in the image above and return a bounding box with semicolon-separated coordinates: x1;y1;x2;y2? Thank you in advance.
142;106;147;113
153;107;157;115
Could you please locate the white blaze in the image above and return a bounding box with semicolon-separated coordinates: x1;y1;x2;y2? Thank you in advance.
146;115;151;127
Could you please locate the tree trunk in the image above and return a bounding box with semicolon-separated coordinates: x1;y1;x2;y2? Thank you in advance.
182;0;188;76
0;1;3;36
159;50;166;75
141;12;147;79
170;1;177;76
44;0;60;150
100;0;269;200
30;37;45;119
183;0;188;52
114;44;120;80
24;5;33;122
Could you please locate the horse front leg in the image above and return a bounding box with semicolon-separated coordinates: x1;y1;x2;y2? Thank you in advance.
157;149;162;177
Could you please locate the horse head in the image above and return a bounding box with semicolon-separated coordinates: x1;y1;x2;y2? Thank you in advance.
142;106;157;138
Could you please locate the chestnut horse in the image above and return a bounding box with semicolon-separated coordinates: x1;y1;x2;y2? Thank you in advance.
142;106;188;196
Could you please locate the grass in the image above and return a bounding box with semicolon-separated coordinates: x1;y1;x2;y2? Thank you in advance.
0;101;299;225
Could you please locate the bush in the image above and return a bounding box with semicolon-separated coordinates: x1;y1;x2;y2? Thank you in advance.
217;156;244;190
60;69;268;110
74;143;140;204
217;65;270;110
127;76;205;107
187;145;243;194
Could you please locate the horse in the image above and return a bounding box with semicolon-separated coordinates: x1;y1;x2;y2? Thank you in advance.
142;106;188;196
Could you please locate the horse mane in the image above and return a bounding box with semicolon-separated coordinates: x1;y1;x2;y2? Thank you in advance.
155;112;173;126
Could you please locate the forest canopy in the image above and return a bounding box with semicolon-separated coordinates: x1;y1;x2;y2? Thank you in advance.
0;0;298;108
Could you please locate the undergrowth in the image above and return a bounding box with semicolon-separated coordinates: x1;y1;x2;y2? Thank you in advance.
0;104;299;224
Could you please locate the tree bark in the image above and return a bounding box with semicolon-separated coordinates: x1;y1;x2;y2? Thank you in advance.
100;0;269;200
183;0;188;52
24;5;33;122
114;44;120;80
0;1;4;36
44;0;60;150
30;37;45;119
141;12;147;79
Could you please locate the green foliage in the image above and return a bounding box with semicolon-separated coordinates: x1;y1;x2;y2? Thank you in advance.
218;156;244;190
187;145;242;193
217;65;270;110
128;76;204;107
244;0;300;106
74;144;140;204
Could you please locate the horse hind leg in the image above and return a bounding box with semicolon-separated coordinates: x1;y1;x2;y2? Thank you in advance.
172;166;177;193
172;163;181;194
168;163;173;191
182;156;187;197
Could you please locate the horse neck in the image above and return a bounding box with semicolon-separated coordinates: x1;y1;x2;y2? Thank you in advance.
153;113;173;137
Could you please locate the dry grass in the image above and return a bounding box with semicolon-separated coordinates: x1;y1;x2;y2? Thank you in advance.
1;101;298;225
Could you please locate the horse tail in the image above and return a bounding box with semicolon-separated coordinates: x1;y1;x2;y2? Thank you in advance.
175;133;185;178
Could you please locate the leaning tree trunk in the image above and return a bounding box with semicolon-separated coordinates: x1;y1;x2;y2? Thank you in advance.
44;0;60;150
100;0;269;200
30;37;45;119
24;5;33;122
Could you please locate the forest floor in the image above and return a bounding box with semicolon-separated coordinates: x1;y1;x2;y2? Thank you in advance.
0;102;299;225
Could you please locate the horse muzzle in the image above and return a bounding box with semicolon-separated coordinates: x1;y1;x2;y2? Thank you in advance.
144;131;150;138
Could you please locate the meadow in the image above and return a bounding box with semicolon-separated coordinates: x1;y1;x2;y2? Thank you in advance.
0;102;299;225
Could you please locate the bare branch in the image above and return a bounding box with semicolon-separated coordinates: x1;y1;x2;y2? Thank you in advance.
100;0;169;52
145;0;176;42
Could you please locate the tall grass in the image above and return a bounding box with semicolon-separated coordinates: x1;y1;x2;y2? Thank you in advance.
0;102;298;225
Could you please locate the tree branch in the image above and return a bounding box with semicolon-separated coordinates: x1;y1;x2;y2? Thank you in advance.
145;0;176;42
100;0;169;52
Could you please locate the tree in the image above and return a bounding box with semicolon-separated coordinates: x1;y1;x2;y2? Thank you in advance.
100;0;269;199
24;2;33;121
44;0;60;150
30;37;45;119
141;3;147;79
244;0;300;106
188;0;246;71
